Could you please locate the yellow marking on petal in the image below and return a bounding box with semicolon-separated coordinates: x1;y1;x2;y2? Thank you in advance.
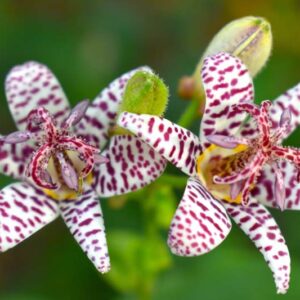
43;187;77;201
196;143;248;204
223;193;242;204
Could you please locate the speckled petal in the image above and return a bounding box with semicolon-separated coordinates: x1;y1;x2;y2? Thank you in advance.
76;67;153;149
5;61;71;130
223;199;290;294
59;189;110;273
0;140;34;180
0;182;59;252
253;162;300;210
94;135;167;197
118;113;202;176
200;52;254;148
168;177;231;256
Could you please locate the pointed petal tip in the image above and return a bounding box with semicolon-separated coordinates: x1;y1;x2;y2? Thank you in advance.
5;61;40;80
167;237;185;257
276;278;289;294
99;264;111;274
277;288;288;295
168;178;232;257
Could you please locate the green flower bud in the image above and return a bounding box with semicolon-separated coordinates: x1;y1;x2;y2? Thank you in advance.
112;71;169;136
199;16;272;77
120;71;168;116
179;16;272;101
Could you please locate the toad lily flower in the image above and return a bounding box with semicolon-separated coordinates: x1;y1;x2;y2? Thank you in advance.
0;62;166;272
117;52;299;293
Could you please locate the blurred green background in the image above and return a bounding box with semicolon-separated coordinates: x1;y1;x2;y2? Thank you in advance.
1;0;300;299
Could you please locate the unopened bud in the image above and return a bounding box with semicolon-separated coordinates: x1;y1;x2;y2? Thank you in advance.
120;71;168;116
199;16;272;77
113;71;169;136
179;16;272;101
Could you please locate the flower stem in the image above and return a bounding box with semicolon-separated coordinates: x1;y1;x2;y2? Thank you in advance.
177;98;199;128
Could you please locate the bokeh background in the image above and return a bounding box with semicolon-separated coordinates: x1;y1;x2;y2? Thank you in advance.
0;0;300;299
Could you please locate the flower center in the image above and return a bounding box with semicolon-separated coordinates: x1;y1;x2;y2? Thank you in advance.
196;143;248;204
197;100;299;210
2;101;107;200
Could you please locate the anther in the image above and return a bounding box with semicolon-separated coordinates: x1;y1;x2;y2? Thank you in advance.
2;131;31;144
56;152;79;191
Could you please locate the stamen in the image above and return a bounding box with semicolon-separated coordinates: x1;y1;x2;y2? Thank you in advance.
58;137;100;178
63;99;90;129
4;104;106;196
94;154;109;165
56;152;79;191
209;100;296;208
40;169;56;187
2;131;31;144
206;134;248;149
230;181;243;200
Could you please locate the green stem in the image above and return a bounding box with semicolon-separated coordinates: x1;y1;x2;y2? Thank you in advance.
177;98;199;128
156;174;187;188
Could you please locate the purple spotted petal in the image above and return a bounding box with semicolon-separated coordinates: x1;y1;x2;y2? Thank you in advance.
5;61;71;130
168;177;231;256
273;163;285;211
117;113;202;177
0;182;59;252
94;135;167;197
59;189;110;273
253;162;300;210
0;140;35;180
223;199;290;294
200;52;254;148
76;66;153;149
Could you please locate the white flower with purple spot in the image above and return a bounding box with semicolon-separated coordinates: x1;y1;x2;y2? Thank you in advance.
117;52;300;293
0;62;166;273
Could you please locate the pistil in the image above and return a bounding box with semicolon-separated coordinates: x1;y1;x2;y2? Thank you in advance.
1;100;107;196
205;100;300;209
